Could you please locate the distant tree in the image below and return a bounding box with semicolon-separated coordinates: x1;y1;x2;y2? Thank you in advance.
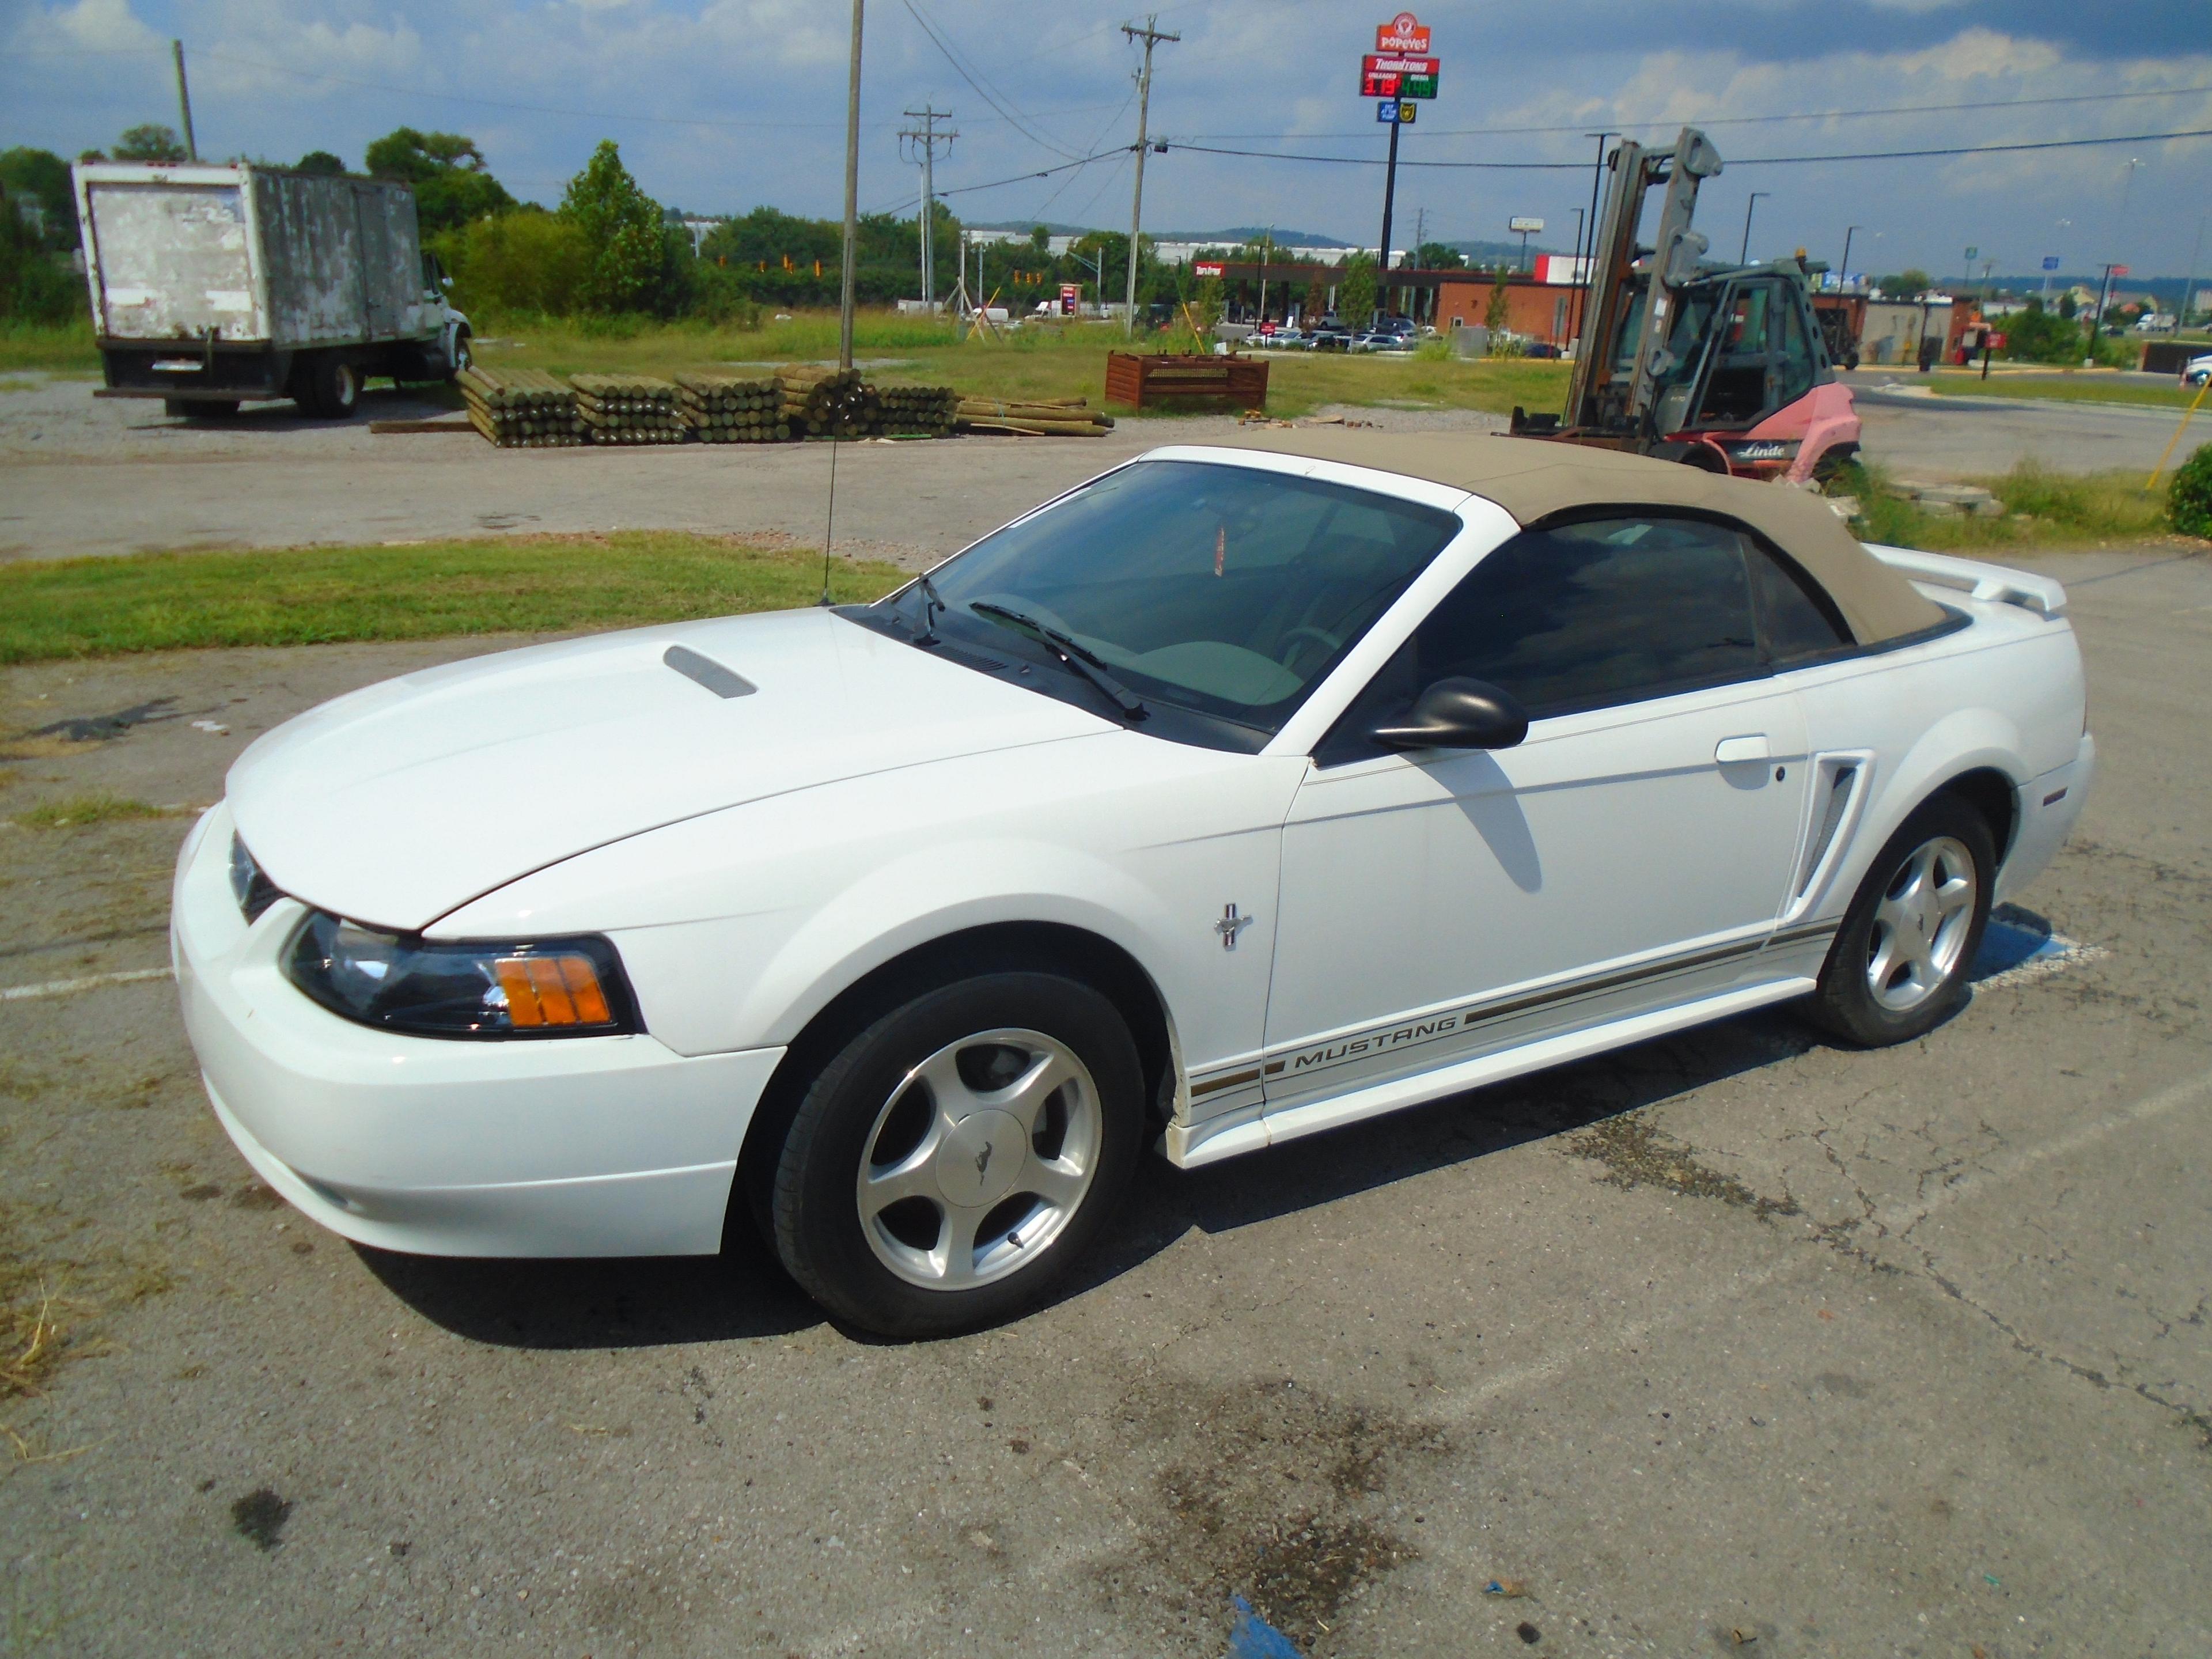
2057;290;2078;320
112;124;188;162
1030;224;1050;253
1304;275;1327;320
366;128;514;235
294;150;347;176
0;147;78;248
1339;249;1378;326
1414;241;1465;271
1877;268;1931;300
0;182;82;322
1484;270;1511;332
559;140;672;315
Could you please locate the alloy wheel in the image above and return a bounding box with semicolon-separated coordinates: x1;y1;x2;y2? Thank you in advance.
854;1027;1101;1291
1865;834;1978;1012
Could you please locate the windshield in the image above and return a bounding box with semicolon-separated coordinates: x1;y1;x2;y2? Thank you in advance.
1610;281;1723;388
863;460;1462;745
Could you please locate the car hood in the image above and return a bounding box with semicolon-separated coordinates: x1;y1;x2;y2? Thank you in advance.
228;609;1111;930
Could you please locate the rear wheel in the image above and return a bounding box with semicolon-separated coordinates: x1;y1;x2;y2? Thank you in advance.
1804;794;1994;1046
767;971;1143;1337
296;356;360;419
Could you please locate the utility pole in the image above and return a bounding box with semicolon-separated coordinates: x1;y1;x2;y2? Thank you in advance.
838;0;863;369
2087;262;2120;363
2181;210;2205;328
1840;225;1863;290
1121;15;1179;336
172;40;199;161
900;106;955;308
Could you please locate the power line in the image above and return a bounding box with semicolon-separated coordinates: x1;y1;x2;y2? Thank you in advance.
1162;127;2212;172
902;0;1086;160
1169;81;2212;142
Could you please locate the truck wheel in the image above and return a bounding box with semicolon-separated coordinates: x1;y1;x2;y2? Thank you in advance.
445;330;472;380
300;357;359;420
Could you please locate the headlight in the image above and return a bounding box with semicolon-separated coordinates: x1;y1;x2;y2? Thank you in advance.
283;910;639;1040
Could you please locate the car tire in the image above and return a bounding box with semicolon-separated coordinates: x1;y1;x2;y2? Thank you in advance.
1803;794;1995;1047
767;971;1144;1338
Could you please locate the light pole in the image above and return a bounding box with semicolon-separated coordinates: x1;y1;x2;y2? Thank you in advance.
1840;225;1864;290
1740;192;1769;264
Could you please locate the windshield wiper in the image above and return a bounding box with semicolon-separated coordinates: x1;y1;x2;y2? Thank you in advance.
970;602;1149;721
911;571;948;645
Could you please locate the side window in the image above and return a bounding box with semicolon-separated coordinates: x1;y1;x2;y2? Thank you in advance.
1748;538;1852;662
1317;515;1768;763
1775;296;1818;404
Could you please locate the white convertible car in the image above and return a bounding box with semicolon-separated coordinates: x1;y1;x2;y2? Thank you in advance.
174;433;2092;1335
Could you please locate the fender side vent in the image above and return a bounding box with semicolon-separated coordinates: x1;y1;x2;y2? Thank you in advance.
663;644;755;699
1796;762;1861;898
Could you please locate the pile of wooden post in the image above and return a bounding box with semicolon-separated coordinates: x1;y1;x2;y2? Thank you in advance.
866;384;959;437
775;365;877;438
457;365;583;448
954;396;1114;438
673;372;791;443
571;374;686;445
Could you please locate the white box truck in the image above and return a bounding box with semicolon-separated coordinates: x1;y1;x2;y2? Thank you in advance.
73;161;472;419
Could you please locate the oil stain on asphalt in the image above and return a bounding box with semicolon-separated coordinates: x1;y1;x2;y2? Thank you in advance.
230;1487;293;1552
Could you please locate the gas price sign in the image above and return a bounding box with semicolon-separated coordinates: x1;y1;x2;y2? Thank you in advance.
1361;53;1438;99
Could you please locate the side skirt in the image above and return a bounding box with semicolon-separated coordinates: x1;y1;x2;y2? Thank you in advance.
1161;975;1816;1169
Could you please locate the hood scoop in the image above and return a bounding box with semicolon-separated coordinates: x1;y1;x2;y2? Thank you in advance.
663;643;756;699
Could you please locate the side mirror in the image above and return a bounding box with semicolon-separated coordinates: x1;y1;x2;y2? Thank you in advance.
440;275;454;290
1371;677;1530;752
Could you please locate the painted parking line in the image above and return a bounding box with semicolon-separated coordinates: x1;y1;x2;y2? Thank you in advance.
1971;910;2108;991
0;966;175;1003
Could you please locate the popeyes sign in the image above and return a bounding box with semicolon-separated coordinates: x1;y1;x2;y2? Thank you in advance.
1376;11;1430;52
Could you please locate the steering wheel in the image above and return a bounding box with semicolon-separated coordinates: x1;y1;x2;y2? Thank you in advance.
1277;624;1343;677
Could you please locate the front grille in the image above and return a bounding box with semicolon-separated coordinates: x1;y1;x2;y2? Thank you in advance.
228;833;284;923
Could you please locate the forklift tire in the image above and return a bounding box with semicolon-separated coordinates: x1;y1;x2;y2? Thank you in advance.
298;357;361;420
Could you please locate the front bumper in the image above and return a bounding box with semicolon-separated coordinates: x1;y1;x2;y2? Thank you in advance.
172;805;785;1257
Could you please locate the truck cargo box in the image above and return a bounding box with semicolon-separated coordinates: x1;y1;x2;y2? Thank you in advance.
76;162;437;348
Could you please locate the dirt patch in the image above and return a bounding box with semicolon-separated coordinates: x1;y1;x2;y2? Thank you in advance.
1568;1111;1801;1218
1094;1376;1442;1653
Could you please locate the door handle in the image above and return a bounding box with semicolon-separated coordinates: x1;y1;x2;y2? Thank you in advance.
1715;734;1771;764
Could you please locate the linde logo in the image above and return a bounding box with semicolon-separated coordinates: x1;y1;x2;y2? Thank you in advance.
1376;11;1431;52
1290;1012;1461;1070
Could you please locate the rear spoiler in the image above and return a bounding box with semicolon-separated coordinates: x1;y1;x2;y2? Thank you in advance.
1863;544;2069;619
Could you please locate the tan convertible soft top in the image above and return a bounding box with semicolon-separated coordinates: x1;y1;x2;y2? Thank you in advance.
1211;430;1945;645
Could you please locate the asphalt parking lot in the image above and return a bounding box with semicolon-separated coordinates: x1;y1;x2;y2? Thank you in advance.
1;369;2199;564
1;540;2207;1657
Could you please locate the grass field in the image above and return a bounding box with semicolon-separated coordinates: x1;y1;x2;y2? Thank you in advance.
0;308;1574;418
1918;370;2207;411
472;312;1573;421
1851;461;2177;553
0;533;907;665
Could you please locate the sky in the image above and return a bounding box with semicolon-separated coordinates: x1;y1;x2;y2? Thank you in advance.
6;0;2211;284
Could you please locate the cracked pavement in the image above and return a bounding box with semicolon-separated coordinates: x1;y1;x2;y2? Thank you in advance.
0;547;2207;1656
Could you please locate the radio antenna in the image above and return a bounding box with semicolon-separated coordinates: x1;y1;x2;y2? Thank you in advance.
817;433;840;607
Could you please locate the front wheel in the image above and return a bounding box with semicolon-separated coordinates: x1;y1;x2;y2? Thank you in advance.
1803;795;1995;1046
767;971;1144;1337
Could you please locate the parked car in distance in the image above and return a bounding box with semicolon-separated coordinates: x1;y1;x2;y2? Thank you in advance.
176;433;2093;1338
1349;331;1414;353
2183;353;2212;387
1308;321;1351;351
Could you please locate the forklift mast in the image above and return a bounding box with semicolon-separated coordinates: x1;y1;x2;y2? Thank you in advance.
1561;127;1725;436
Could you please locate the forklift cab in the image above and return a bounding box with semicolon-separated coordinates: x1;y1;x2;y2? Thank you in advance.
1619;270;1828;438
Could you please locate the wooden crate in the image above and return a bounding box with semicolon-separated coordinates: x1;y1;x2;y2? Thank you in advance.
1105;352;1269;412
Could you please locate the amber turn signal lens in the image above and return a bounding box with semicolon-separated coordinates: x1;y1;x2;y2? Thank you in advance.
495;954;615;1028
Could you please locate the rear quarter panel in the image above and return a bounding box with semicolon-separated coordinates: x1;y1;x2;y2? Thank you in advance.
1787;594;2085;908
